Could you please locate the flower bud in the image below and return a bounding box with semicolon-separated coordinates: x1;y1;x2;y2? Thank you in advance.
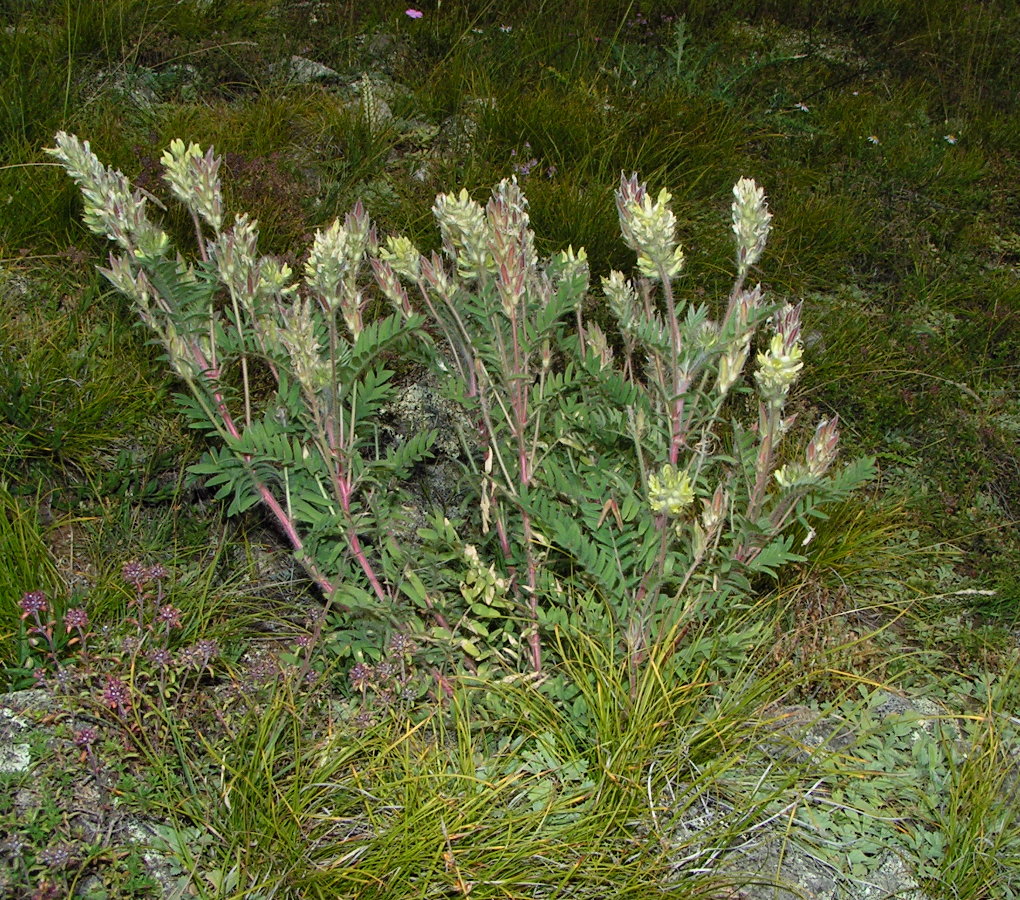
805;415;840;478
212;214;259;301
279;297;326;394
716;341;750;397
602;270;638;333
420;251;455;299
552;245;589;295
584;322;613;369
701;483;728;533
371;257;413;318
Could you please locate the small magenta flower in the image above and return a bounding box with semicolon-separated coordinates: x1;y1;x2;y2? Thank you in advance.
64;607;88;630
405;8;423;18
155;604;182;629
102;676;131;714
74;727;97;748
19;591;47;617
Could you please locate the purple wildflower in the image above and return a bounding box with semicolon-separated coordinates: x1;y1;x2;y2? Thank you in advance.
38;844;75;870
405;8;423;18
122;560;147;587
155;604;182;629
102;676;131;714
74;727;97;748
0;835;25;858
388;632;415;655
179;640;219;670
146;647;173;668
19;591;47;616
349;662;375;692
197;639;218;662
64;607;89;630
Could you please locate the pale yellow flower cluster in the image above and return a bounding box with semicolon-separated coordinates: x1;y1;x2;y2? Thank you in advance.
774;416;841;488
160;138;223;231
755;332;804;406
433;189;495;281
379;235;421;281
731;177;772;279
616;174;685;281
47;132;169;259
648;464;695;516
304;205;372;334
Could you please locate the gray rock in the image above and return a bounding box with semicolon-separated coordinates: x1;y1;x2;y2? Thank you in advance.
277;54;341;84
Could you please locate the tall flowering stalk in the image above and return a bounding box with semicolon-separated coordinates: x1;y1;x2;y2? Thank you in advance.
374;178;590;673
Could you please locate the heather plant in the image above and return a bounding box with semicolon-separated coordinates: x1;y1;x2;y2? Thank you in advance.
11;560;235;759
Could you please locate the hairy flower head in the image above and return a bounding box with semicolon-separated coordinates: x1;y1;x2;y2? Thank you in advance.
304;206;370;312
805;415;840;478
161;139;223;230
616;173;685;280
648;464;695;517
212;214;259;300
732;177;772;278
755;332;803;407
433;189;495;281
755;302;803;407
602;269;639;333
280;296;327;394
47;132;169;258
